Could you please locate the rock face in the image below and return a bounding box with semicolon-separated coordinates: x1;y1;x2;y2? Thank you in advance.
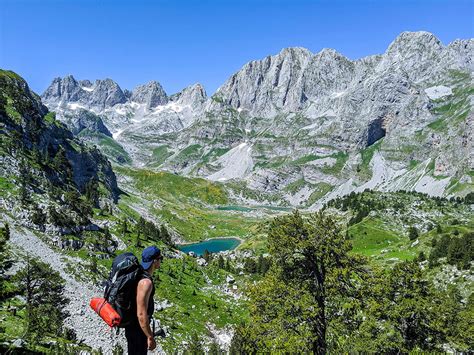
62;109;112;137
131;80;168;109
42;75;127;111
41;31;474;204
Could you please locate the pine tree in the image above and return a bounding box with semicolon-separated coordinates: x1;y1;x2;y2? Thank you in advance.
0;224;12;301
203;249;211;263
14;256;69;341
208;341;221;355
186;332;204;354
217;255;225;269
160;224;170;244
240;210;364;353
244;257;257;274
408;226;419;240
85;178;100;207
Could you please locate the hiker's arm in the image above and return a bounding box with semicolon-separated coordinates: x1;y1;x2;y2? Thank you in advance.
136;279;155;343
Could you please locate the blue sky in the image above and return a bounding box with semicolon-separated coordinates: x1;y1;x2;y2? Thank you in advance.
1;0;472;95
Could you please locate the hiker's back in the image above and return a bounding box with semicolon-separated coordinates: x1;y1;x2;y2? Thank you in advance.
104;252;143;327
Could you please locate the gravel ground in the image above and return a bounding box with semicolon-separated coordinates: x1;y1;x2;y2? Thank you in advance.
7;220;165;354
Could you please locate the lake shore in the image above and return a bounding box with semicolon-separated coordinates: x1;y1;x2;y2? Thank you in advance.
177;236;244;247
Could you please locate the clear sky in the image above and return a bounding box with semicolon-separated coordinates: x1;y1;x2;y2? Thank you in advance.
1;0;472;96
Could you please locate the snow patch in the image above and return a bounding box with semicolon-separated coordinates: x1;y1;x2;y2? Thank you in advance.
152;102;186;113
114;106;127;115
68;103;86;110
112;128;125;140
330;91;345;98
208;142;253;181
425;85;452;100
81;86;94;92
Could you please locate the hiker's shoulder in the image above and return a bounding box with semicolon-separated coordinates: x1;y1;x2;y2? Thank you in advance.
137;275;153;289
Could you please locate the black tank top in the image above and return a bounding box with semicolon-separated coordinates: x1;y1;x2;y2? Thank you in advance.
142;271;155;318
130;272;155;324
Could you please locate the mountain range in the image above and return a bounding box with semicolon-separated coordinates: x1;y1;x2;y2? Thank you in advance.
41;31;474;207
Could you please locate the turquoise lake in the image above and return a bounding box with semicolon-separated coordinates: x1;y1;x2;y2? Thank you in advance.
178;237;241;256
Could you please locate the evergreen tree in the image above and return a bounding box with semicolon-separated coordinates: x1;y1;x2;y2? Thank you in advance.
186;332;204;354
121;219;129;236
241;211;364;353
203;249;211;263
52;147;72;180
208;341;221;355
14;256;69;341
408;226;419;240
243;257;257;274
30;203;47;226
160;224;171;244
350;261;446;352
217;255;225;269
0;224;12;301
85;178;100;207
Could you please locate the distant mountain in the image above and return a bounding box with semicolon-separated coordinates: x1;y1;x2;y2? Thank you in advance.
41;31;474;206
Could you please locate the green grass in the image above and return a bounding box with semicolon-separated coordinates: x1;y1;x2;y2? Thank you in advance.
284;179;306;194
115;167;259;241
290;154;321;166
305;182;333;207
409;159;419;169
175;144;202;160
148;145;173;167
153;257;249;352
44;111;56;124
427;117;449;131
320;151;349;175
0;176;16;196
349;217;409;259
5;97;21;124
119;168;228;205
79;130;132;164
359;139;382;172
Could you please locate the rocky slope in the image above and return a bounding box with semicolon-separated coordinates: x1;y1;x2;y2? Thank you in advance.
1;70;118;199
41;31;474;206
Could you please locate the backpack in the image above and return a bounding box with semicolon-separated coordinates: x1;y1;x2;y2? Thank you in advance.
103;252;144;328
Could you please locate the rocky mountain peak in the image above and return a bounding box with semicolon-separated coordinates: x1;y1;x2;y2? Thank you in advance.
131;80;168;109
42;76;126;110
315;48;344;59
42;74;81;102
89;78;126;109
171;83;207;107
386;31;443;57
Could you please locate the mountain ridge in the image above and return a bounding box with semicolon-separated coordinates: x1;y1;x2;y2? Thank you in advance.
40;31;474;206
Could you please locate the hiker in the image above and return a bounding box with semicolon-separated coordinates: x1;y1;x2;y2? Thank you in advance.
125;246;163;354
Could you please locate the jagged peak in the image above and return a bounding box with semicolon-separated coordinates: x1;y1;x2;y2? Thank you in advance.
132;80;166;93
278;46;312;56
182;82;206;95
63;74;78;82
447;38;474;48
170;82;207;106
131;80;168;108
386;31;443;54
313;48;349;62
93;78;122;88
